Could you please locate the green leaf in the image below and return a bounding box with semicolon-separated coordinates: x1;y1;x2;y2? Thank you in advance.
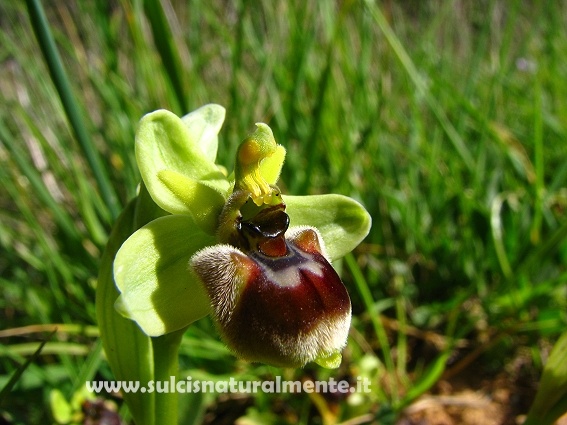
96;200;155;425
284;194;371;261
180;104;226;163
114;215;215;336
136;109;230;215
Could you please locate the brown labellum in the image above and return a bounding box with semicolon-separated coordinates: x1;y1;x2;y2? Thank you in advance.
191;199;351;367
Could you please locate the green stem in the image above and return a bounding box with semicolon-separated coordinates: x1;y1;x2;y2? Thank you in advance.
152;330;185;425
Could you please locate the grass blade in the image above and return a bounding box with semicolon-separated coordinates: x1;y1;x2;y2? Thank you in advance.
363;0;474;170
25;0;121;219
345;253;398;402
524;332;567;425
143;0;188;113
0;330;56;403
0;118;80;242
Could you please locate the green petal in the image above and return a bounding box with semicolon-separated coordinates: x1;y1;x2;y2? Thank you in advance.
136;109;230;215
181;104;225;163
114;215;215;336
157;170;225;234
284;194;371;261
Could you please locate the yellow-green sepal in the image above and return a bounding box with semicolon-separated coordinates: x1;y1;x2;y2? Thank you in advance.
113;214;215;337
180;103;225;162
136;107;230;216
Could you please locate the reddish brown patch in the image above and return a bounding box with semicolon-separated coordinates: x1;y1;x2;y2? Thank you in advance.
258;235;287;257
292;228;322;254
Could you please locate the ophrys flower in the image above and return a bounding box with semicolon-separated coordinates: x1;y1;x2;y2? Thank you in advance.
113;104;371;368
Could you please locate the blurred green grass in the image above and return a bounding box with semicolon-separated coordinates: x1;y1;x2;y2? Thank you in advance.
1;0;566;424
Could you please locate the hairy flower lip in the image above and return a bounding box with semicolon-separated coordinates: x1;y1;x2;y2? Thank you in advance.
191;126;357;367
191;227;351;368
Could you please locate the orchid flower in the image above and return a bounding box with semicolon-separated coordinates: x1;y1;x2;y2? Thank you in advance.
111;104;371;368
